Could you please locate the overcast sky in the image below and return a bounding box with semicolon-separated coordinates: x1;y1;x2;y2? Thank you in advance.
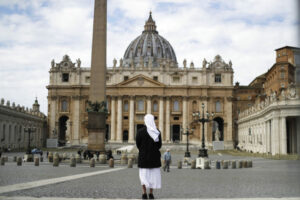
0;0;299;114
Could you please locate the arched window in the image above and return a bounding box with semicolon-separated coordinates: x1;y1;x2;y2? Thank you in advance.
61;100;68;112
137;100;144;112
216;101;221;112
153;101;158;112
173;100;179;111
123;100;129;112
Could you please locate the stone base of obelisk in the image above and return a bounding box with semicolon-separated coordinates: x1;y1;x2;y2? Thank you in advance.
87;112;106;152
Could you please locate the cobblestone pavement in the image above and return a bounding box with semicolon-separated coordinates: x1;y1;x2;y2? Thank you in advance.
0;152;299;199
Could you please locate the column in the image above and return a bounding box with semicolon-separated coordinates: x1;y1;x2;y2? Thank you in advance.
110;97;116;141
128;96;135;143
50;97;57;138
272;117;280;155
165;97;170;142
280;117;287;154
297;117;300;154
159;97;164;141
116;96;122;142
147;96;151;114
72;97;80;145
182;97;187;142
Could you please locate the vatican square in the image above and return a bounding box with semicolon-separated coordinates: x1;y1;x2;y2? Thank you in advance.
0;0;300;200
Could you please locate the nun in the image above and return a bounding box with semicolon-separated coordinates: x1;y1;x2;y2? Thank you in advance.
136;114;162;199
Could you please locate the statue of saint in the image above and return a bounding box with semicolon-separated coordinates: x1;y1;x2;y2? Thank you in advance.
76;58;81;67
183;59;187;68
202;58;207;68
51;59;55;68
113;58;117;68
119;58;123;67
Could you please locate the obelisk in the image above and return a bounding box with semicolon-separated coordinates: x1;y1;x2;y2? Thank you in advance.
87;0;107;152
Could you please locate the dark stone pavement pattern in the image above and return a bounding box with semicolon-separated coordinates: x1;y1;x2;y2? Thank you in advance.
1;151;300;199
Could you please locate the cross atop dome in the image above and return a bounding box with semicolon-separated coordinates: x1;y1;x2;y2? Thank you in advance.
143;11;158;34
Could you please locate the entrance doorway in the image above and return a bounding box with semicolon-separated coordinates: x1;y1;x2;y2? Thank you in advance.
123;130;128;142
58;115;68;146
172;125;180;142
213;117;224;141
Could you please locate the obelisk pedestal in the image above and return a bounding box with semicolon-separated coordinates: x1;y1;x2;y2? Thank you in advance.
87;0;107;152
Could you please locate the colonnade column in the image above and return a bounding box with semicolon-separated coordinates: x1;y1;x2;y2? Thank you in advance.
272;117;280;155
159;97;164;141
280;117;287;154
116;96;122;142
182;97;187;142
72;97;80;145
128;96;135;143
110;97;116;141
147;96;151;114
165;97;170;142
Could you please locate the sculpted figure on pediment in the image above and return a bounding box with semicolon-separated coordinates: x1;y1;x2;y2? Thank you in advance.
288;84;296;99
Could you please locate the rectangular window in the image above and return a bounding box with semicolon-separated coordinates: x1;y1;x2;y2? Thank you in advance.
123;116;128;120
124;76;129;81
153;76;158;81
280;72;285;79
62;73;69;82
172;76;180;83
215;74;221;83
192;77;198;83
106;76;110;81
173;117;179;120
85;76;90;83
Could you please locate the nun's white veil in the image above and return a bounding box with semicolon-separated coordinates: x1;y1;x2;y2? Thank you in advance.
144;114;160;142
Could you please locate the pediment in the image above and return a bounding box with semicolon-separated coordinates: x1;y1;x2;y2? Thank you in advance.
116;74;165;87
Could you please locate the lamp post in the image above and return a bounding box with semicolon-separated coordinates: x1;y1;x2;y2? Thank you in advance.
24;127;36;155
181;127;194;157
192;103;214;157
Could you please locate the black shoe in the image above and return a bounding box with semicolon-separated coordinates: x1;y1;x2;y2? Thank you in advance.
149;193;154;199
142;193;148;199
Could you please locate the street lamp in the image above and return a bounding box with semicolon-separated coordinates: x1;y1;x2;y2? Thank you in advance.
180;127;194;157
24;126;36;155
192;103;214;157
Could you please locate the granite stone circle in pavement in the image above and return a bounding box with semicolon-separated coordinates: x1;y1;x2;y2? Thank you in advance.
0;151;299;199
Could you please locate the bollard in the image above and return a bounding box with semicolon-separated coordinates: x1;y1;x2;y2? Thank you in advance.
128;154;136;164
99;154;106;164
222;161;228;169
238;160;243;168
109;158;114;168
247;160;252;168
17;157;22;166
242;160;248;168
0;157;5;165
90;158;95;167
177;160;182;169
34;157;39;166
70;157;76;167
204;160;210;169
215;160;221;169
48;152;53;162
191;159;196;169
53;157;59;167
128;158;133;168
40;156;43;162
13;156;17;162
120;153;128;165
75;154;81;164
231;160;236;169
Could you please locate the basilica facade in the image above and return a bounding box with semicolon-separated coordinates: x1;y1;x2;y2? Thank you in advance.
47;13;235;149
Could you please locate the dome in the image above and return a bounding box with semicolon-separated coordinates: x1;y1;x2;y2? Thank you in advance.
123;12;178;68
